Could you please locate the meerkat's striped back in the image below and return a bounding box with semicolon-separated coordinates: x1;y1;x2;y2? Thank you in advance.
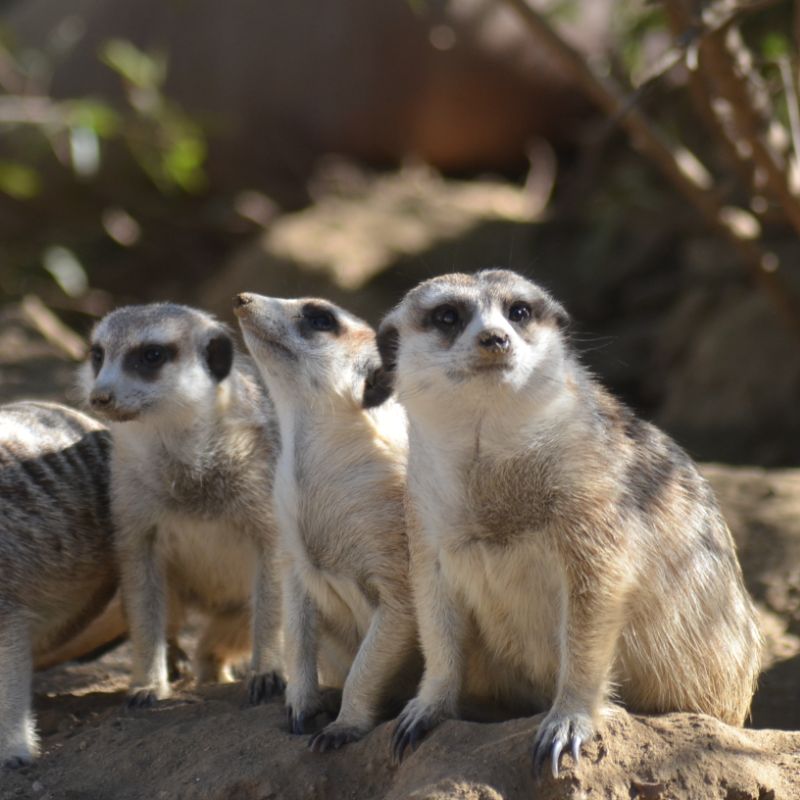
0;401;114;649
0;400;116;767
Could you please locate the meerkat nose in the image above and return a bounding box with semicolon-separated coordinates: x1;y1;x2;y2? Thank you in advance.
90;390;115;409
477;329;510;352
233;294;254;316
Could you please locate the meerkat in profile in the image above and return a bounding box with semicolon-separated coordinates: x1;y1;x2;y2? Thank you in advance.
81;303;284;706
0;401;115;767
370;270;762;776
234;293;419;751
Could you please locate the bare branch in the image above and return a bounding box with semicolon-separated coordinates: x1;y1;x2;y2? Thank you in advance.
499;0;800;335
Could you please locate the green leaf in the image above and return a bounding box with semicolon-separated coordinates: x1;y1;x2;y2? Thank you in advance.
65;99;121;138
0;160;41;199
163;134;207;192
99;39;166;89
761;32;790;60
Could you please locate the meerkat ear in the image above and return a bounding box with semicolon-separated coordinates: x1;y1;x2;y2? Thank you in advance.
553;302;570;330
362;322;400;409
205;330;234;382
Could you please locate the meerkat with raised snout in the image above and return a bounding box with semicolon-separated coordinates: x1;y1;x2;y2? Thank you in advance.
0;401;116;767
234;293;420;751
370;270;762;776
80;303;284;706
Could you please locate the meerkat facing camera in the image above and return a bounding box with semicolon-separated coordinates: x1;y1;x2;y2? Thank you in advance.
235;293;420;751
0;401;115;767
371;270;762;776
80;303;284;706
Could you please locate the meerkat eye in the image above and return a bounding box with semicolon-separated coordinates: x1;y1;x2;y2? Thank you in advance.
305;309;336;332
142;346;166;366
432;305;459;328
89;346;104;373
508;302;531;323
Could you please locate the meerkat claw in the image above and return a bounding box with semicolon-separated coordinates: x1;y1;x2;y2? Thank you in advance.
572;736;582;766
532;712;590;779
3;755;32;770
126;688;161;709
551;738;564;779
287;707;306;735
391;704;438;765
248;670;286;704
308;724;362;753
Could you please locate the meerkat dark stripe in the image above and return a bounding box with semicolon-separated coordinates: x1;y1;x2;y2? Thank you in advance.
0;401;116;768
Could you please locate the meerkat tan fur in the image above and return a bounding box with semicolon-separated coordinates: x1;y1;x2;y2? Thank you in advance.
235;293;420;751
370;270;762;775
80;303;284;706
0;401;115;767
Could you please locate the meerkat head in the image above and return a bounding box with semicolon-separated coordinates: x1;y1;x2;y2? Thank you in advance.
80;303;234;424
234;293;387;410
370;269;570;409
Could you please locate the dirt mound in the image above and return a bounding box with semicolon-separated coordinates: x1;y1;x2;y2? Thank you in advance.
2;682;798;800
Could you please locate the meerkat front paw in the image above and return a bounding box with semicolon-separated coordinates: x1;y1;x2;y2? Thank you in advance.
391;697;451;764
2;743;36;770
3;754;33;770
531;708;593;779
247;669;286;704
285;686;325;735
126;684;170;709
308;720;367;753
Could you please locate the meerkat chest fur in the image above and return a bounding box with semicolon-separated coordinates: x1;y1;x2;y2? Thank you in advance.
406;374;616;680
276;406;404;574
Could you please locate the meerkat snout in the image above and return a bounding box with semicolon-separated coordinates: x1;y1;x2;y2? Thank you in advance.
477;328;511;353
89;388;114;409
236;293;386;407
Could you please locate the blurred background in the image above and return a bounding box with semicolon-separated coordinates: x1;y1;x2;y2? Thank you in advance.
0;0;799;467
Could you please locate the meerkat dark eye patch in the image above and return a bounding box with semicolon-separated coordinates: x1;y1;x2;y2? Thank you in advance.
421;301;470;346
123;343;177;380
299;303;340;337
432;304;459;329
89;345;104;375
205;332;234;382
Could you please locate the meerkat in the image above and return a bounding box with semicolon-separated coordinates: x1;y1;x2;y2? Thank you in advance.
369;269;762;776
0;401;115;767
80;303;284;706
234;293;420;752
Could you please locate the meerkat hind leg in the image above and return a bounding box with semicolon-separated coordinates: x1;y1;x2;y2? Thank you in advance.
195;609;252;684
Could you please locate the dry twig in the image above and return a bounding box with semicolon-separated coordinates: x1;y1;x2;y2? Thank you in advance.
499;0;800;335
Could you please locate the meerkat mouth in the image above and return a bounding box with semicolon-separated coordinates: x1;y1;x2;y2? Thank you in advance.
471;362;512;375
98;408;141;423
240;321;296;360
